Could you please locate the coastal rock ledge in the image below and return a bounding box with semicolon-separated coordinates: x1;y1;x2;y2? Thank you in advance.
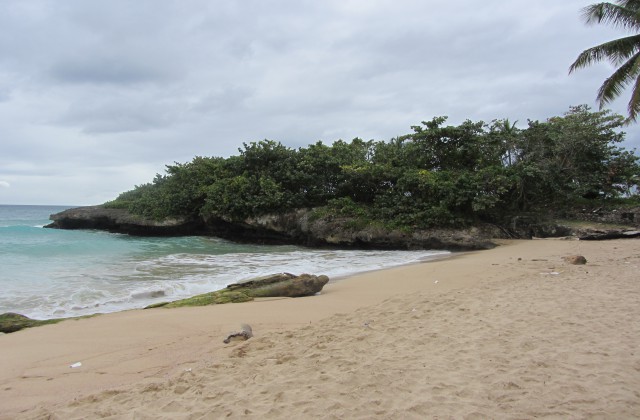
46;206;202;236
46;206;503;250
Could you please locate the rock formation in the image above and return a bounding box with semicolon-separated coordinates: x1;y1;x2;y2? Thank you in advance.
146;273;330;309
578;230;640;240
47;205;639;250
0;312;63;334
46;206;202;236
237;211;502;250
563;255;587;265
46;206;503;250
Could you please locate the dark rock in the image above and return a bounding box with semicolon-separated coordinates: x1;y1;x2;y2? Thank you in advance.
48;206;505;250
563;255;587;265
51;205;636;251
46;206;203;236
578;230;640;240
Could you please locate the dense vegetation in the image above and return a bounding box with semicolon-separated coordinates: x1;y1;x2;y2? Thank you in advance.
106;105;640;229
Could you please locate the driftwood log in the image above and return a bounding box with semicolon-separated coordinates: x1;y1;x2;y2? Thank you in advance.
146;273;329;309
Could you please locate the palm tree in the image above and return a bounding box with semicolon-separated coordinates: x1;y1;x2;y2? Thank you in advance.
497;118;519;166
569;1;640;123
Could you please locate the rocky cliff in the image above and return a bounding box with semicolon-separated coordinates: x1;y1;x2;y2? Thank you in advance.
47;206;506;250
233;210;503;250
47;205;637;251
46;206;204;236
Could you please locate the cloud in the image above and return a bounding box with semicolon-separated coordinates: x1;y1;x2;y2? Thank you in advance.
55;89;180;134
49;56;176;86
0;181;10;188
0;0;638;205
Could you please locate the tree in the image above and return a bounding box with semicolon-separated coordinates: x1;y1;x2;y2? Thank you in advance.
403;117;493;171
488;118;520;166
202;175;287;221
105;106;638;227
569;1;640;122
513;105;634;207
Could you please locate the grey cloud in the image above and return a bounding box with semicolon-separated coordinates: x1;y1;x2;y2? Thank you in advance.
49;56;178;86
190;86;254;114
1;0;639;205
0;87;10;102
56;92;178;134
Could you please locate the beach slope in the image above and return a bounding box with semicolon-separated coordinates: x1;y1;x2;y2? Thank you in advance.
1;238;639;418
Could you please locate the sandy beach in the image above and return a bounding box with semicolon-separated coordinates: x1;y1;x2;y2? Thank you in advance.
1;238;639;419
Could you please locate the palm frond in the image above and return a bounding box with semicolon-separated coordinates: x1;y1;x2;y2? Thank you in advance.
571;1;640;122
596;51;640;105
625;66;640;122
582;3;640;30
569;34;640;72
617;1;640;11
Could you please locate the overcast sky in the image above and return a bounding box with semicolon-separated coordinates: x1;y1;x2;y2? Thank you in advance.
1;0;638;205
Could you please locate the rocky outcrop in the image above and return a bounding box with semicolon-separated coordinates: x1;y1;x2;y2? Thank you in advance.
228;273;330;297
46;206;203;236
50;205;639;250
563;255;587;265
0;313;63;334
46;206;505;250
577;230;640;240
225;210;503;251
146;273;330;309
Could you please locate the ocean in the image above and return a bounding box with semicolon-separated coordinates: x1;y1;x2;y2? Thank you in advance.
0;205;449;320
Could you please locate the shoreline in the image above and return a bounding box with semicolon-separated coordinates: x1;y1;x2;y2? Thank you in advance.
1;248;453;324
1;238;639;418
327;248;456;283
2;242;450;322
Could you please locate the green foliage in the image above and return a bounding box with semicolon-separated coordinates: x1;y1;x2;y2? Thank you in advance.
201;174;288;221
104;106;640;229
0;312;62;333
108;156;233;220
403;117;499;171
0;312;95;333
513;105;637;209
326;197;370;218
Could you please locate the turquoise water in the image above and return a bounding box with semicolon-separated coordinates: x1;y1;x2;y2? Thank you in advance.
0;205;449;319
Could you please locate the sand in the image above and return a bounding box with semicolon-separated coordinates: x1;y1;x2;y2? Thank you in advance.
1;238;639;419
